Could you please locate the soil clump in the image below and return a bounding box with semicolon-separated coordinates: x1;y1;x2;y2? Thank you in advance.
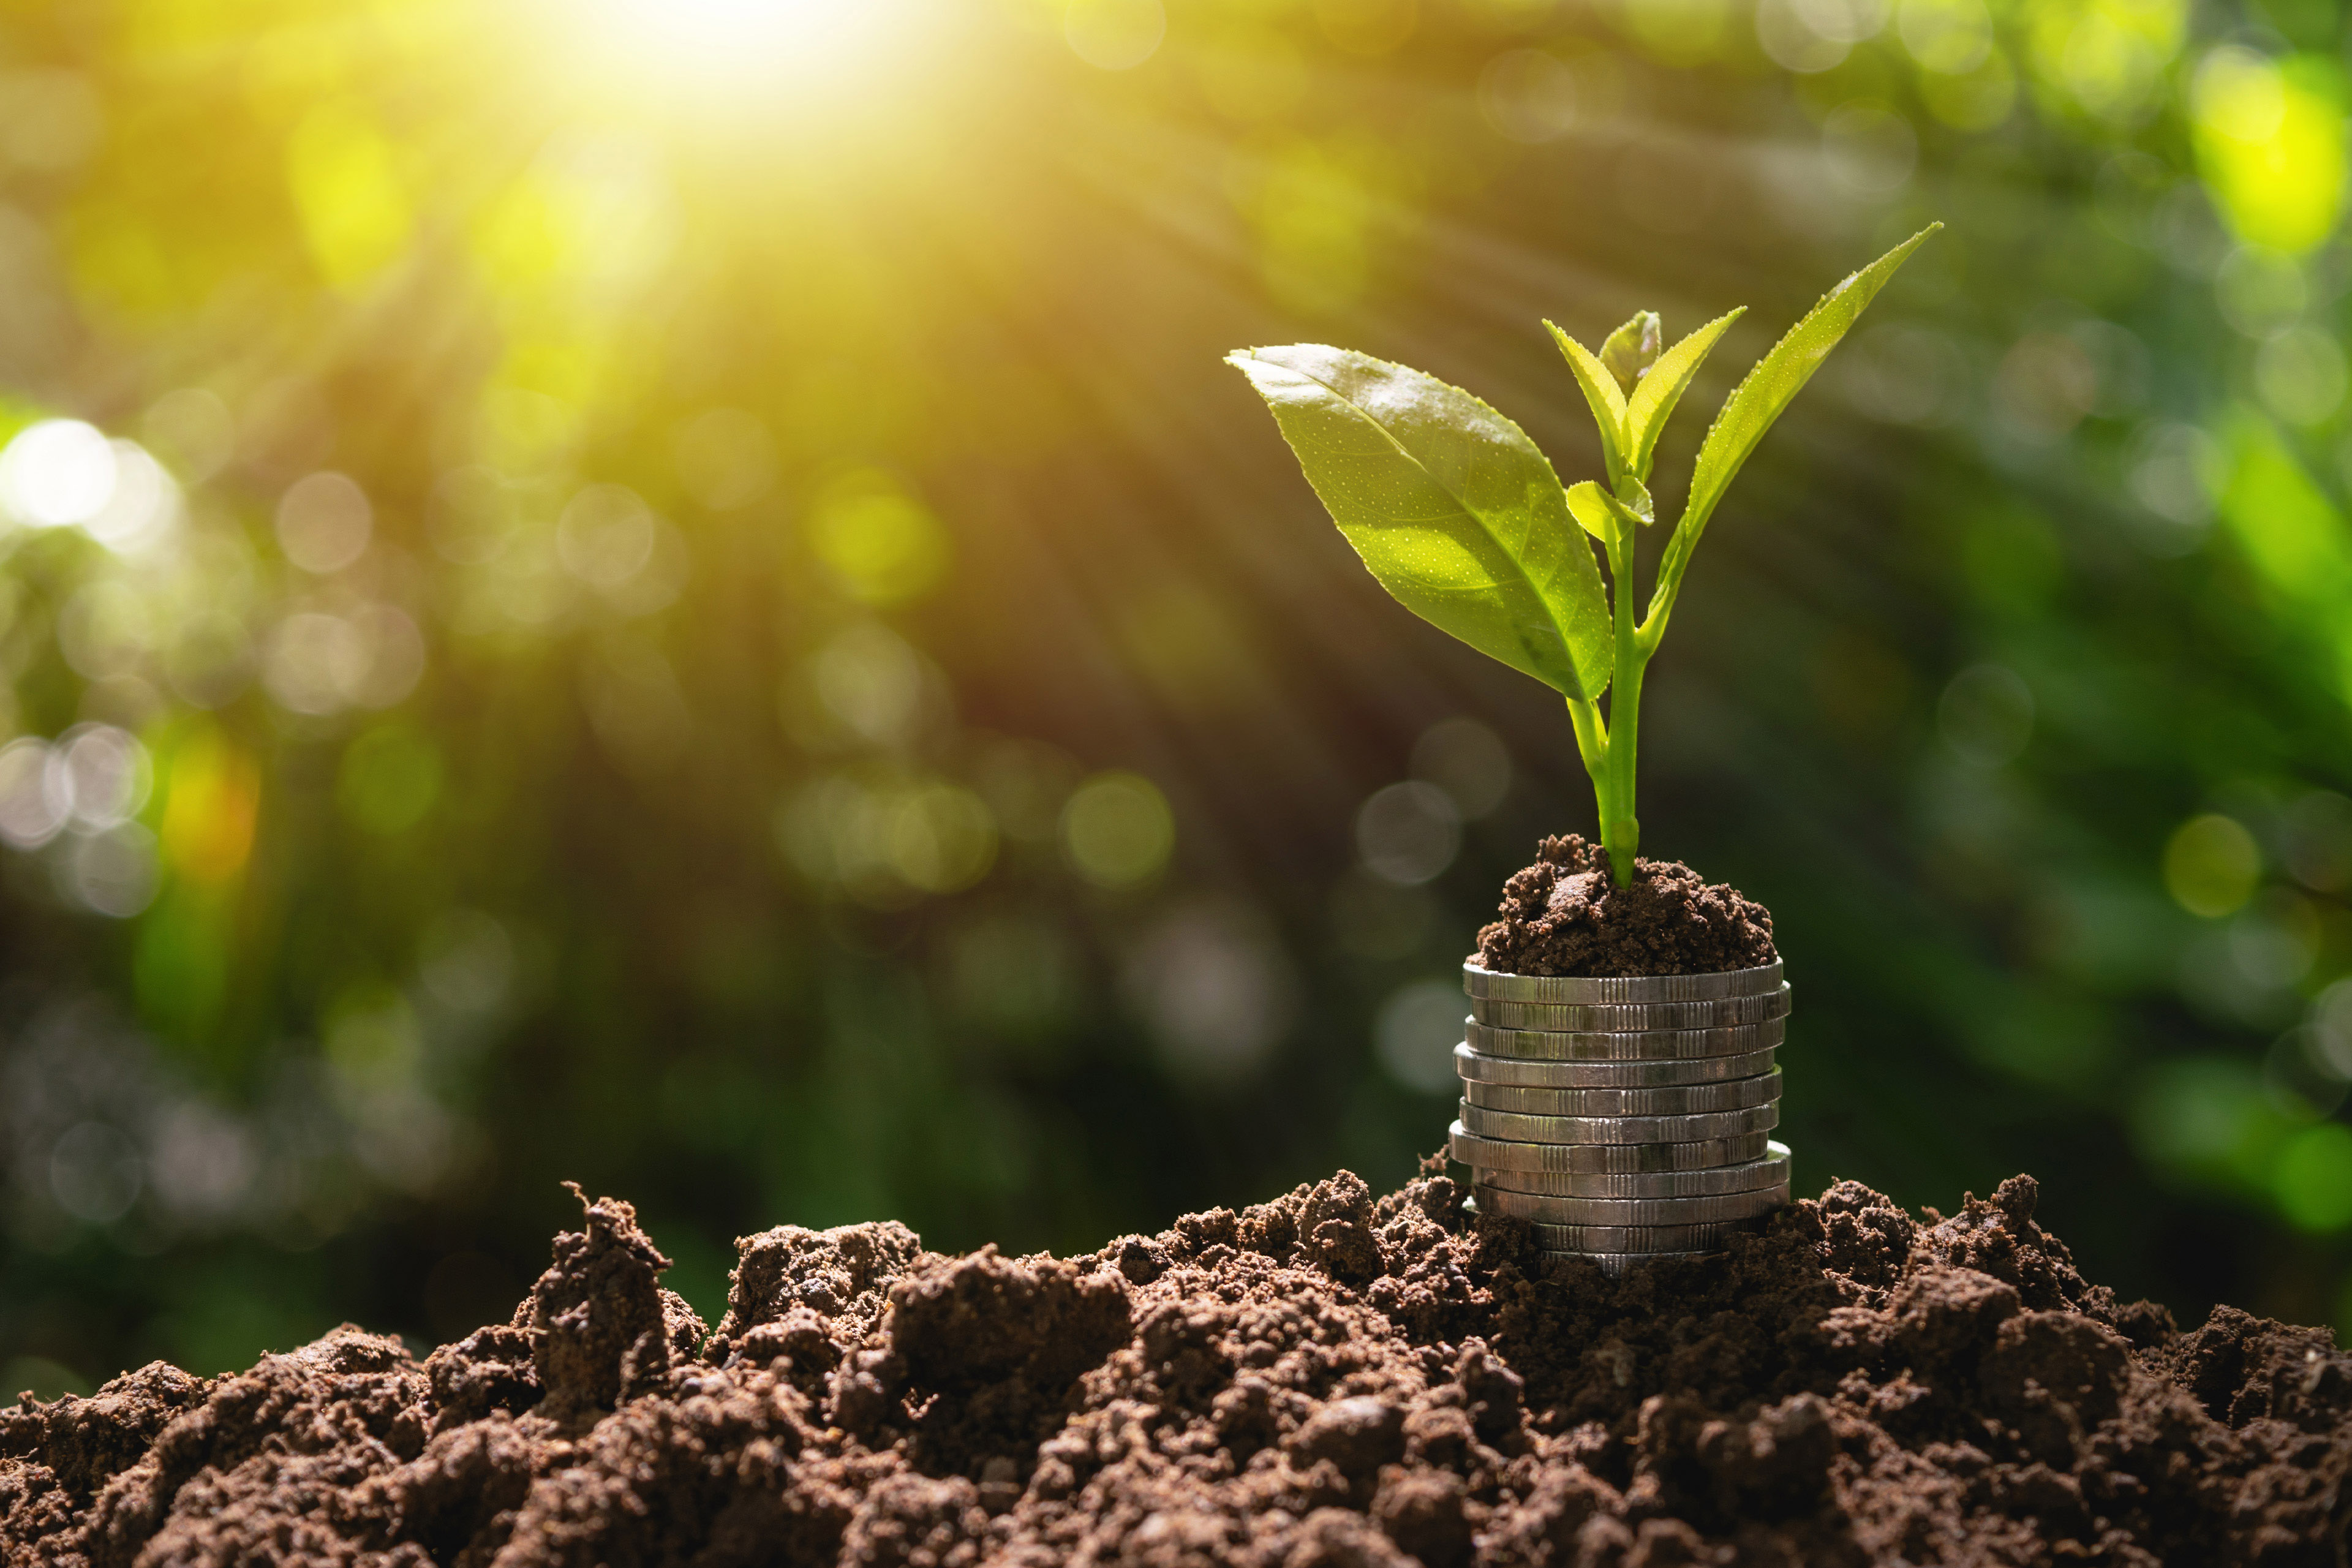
1477;836;1777;978
4;1168;2345;1567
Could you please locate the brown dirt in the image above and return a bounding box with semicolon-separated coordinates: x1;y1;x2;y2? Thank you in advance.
4;1166;2346;1567
1476;837;1778;978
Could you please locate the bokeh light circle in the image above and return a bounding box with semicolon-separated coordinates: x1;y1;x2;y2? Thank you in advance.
0;420;116;529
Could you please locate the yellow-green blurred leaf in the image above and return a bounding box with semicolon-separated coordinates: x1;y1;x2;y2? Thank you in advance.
285;101;413;288
2193;49;2347;256
2275;1122;2352;1231
2163;814;2260;918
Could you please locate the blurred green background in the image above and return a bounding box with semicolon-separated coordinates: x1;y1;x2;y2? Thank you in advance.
4;0;2352;1395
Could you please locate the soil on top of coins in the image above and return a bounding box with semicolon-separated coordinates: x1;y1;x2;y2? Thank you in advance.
1477;836;1778;978
7;1169;2347;1567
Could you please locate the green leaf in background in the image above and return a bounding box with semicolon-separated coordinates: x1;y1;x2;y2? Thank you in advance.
1599;311;1660;394
1650;224;1942;631
1623;309;1744;481
1228;344;1615;701
1545;323;1630;490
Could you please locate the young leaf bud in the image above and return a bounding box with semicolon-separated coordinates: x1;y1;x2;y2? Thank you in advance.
1599;312;1662;395
1615;476;1655;525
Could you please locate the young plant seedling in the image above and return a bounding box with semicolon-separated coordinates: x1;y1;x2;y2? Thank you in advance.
1228;226;1940;888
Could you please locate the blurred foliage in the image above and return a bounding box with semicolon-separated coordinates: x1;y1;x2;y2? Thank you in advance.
3;0;2352;1392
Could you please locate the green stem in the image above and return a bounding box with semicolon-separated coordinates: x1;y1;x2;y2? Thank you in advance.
1601;510;1646;887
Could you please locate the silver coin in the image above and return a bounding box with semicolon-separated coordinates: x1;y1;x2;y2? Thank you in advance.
1458;1099;1779;1145
1472;1144;1793;1198
1537;1248;1719;1277
1463;960;1782;1005
1449;1122;1771;1174
1525;1218;1749;1250
1472;1182;1789;1226
1464;1018;1785;1062
1453;1044;1777;1088
1471;987;1790;1033
1461;1069;1781;1118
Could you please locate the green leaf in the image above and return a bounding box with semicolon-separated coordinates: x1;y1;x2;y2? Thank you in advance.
1545;323;1629;490
1650;224;1941;632
1569;479;1652;541
1599;312;1660;395
1622;309;1744;482
1229;344;1615;700
1566;480;1612;540
1616;475;1654;525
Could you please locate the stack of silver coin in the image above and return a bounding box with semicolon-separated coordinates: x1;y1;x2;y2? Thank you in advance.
1448;959;1793;1275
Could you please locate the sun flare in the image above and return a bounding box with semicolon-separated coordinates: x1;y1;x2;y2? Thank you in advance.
569;0;914;104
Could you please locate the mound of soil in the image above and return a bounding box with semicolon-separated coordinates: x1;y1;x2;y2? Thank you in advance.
1477;836;1777;978
5;1165;2346;1567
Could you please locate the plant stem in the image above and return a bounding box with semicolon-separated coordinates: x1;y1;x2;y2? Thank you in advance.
1600;510;1644;886
1569;511;1650;888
